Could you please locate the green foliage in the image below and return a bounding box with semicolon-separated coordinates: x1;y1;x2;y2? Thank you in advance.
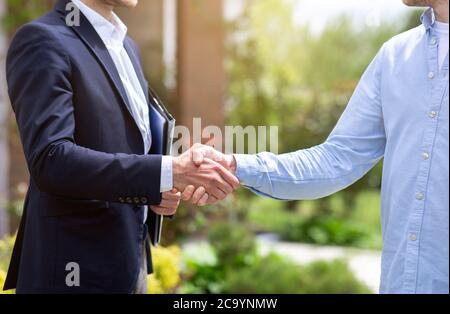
298;259;371;294
224;254;371;294
2;0;52;36
0;234;14;272
0;235;15;294
180;222;257;294
148;246;182;294
349;190;382;233
247;191;382;249
279;216;371;248
180;259;226;294
208;221;257;268
181;221;371;294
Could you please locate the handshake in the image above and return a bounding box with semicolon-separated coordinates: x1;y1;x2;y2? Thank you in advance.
151;144;239;216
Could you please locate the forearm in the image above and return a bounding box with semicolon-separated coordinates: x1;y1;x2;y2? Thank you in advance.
235;141;382;200
32;140;163;205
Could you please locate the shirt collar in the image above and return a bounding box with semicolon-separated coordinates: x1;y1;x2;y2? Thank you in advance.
421;7;436;31
71;0;127;46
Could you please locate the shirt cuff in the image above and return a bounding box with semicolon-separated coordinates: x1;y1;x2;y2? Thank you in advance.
234;154;262;189
160;156;173;192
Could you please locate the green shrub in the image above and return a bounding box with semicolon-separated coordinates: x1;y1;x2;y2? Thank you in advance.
0;235;14;272
181;222;371;294
224;254;371;294
208;222;257;268
180;222;257;294
0;235;15;294
247;198;291;232
180;261;226;294
223;253;304;294
247;191;382;250
279;216;371;248
148;246;182;294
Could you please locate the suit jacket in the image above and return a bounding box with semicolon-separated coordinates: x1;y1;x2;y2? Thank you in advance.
4;0;164;293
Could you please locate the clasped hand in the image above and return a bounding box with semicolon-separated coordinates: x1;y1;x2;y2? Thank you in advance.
174;144;239;206
151;144;238;215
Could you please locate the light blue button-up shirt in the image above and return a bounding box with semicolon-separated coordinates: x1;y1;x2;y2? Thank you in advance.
235;8;449;294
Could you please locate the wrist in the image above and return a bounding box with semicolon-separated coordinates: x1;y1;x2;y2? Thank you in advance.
172;156;187;189
225;155;237;175
172;156;182;176
160;156;174;192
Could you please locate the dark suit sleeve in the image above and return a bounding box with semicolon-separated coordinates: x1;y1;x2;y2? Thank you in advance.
6;23;162;205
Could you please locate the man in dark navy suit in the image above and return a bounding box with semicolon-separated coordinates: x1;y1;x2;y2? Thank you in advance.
3;0;239;294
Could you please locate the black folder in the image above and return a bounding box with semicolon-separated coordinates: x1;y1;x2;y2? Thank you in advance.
147;87;176;246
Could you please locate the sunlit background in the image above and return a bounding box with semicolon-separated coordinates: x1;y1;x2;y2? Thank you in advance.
0;0;422;294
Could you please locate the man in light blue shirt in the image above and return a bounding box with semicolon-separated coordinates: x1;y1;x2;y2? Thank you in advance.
187;1;449;294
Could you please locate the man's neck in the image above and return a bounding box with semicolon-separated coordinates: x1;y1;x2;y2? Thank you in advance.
433;1;449;23
80;0;114;21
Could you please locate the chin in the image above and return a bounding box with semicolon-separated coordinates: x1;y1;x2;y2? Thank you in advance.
402;0;431;7
107;0;138;8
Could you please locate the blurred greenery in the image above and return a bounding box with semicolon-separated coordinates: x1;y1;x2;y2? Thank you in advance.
247;190;382;249
225;255;371;294
180;222;371;294
2;0;52;36
208;221;257;268
0;234;14;294
0;234;13;273
148;245;182;294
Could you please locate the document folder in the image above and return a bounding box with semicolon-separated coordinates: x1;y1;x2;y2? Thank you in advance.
147;87;176;246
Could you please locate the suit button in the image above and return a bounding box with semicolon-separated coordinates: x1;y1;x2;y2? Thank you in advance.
141;197;148;204
126;197;133;204
118;197;125;203
134;197;141;204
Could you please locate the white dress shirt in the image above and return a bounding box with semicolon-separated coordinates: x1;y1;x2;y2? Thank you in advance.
72;0;173;206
